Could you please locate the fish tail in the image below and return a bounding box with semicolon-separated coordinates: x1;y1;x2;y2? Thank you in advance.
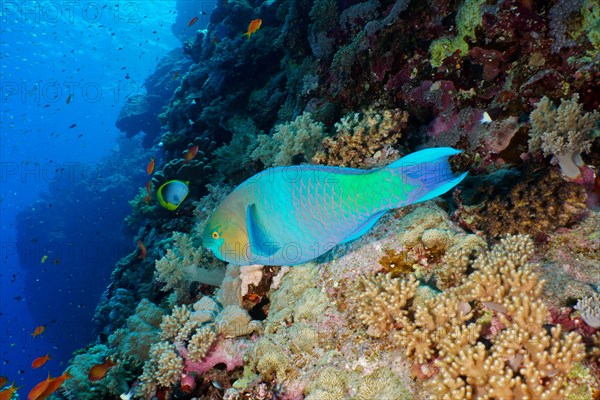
385;147;467;205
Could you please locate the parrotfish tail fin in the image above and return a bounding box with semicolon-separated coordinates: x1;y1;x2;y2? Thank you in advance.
387;147;468;205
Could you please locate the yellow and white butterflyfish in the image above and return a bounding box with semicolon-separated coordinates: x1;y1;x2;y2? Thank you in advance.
156;180;190;211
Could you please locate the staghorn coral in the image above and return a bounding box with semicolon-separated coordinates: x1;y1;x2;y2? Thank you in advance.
528;93;600;178
312;108;408;168
250;112;326;167
351;235;587;399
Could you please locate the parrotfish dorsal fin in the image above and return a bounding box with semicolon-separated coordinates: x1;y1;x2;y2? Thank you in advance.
246;204;280;257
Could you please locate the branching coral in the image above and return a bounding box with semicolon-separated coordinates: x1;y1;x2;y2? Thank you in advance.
136;295;260;397
351;235;587;399
354;274;418;338
312;108;408;167
250;112;326;167
529;93;600;179
154;232;224;301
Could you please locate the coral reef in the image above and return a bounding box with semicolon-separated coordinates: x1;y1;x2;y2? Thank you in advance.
312;108;408;168
529;93;600;178
456;168;588;240
250;112;326;167
353;235;587;399
60;1;600;399
154;232;224;301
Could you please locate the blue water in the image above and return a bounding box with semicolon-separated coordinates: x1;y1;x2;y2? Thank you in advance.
0;0;210;394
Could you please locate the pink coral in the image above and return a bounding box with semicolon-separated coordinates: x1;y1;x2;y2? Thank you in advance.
179;338;251;376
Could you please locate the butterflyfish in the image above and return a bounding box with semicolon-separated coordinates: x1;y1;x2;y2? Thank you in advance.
31;354;51;369
203;147;467;266
243;19;262;39
156;180;190;211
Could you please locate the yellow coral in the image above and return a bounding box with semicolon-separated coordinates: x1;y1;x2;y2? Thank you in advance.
353;274;418;338
351;234;587;399
312;108;408;167
188;324;217;361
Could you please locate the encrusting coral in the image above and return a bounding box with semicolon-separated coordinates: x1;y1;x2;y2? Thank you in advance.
528;93;600;179
352;234;587;399
312;108;408;168
457;168;588;240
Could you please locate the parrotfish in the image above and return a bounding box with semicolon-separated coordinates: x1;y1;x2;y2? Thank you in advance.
203;147;467;266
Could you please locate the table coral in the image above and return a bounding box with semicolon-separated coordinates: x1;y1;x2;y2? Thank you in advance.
528;93;600;179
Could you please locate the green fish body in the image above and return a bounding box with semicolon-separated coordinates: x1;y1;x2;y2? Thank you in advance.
203;147;467;266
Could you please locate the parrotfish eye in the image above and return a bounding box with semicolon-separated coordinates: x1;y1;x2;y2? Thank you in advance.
212;231;220;239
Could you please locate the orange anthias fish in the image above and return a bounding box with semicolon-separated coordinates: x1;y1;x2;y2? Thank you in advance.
243;18;262;39
144;181;152;204
31;325;46;339
36;370;72;400
0;376;7;388
28;374;52;400
184;145;199;162
88;359;117;381
188;16;199;27
0;382;21;400
137;240;147;260
146;157;155;175
32;354;51;369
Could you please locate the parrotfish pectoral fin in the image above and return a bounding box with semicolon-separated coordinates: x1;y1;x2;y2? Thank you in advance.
339;210;387;244
389;147;467;204
246;204;280;257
